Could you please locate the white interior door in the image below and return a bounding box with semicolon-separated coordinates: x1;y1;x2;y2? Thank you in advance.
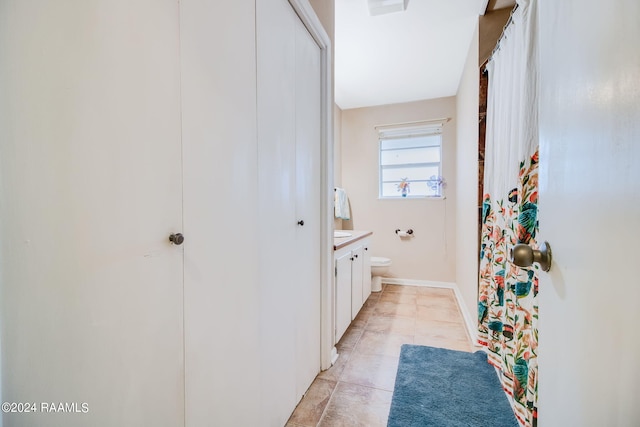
0;1;184;426
538;0;640;424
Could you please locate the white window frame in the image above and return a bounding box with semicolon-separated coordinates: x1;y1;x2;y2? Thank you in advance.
376;119;449;199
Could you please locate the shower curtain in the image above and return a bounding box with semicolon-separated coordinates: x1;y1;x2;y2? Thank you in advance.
478;1;538;426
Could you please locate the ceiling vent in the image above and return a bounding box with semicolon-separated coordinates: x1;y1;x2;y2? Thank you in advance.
367;0;409;16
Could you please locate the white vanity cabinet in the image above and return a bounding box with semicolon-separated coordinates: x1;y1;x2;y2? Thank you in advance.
350;245;364;319
335;250;353;343
334;233;372;342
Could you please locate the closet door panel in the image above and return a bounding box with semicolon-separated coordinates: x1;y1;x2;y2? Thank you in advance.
294;16;323;400
256;0;298;423
180;0;262;426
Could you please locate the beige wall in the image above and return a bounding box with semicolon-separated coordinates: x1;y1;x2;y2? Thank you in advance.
341;98;457;282
308;0;334;45
334;105;343;186
334;105;344;230
455;21;480;335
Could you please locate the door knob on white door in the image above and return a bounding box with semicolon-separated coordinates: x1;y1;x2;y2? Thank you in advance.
510;241;552;272
169;233;184;245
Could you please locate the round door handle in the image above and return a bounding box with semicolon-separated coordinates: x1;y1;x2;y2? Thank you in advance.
298;220;304;226
510;241;552;272
169;233;184;245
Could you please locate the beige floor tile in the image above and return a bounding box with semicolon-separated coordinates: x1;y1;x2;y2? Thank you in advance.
416;294;458;309
340;352;399;391
416;304;464;323
337;326;364;351
413;335;474;353
374;301;417;318
365;315;415;335
349;316;368;330
364;292;381;304
318;348;351;382
416;286;456;297
354;330;413;358
354;305;375;323
318;382;392;427
382;284;418;294
415;318;470;341
287;378;337;427
379;291;417;304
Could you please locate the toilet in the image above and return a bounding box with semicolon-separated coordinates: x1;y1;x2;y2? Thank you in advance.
370;256;392;292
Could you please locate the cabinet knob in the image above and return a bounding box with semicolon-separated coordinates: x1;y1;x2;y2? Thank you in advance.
354;254;358;258
297;220;305;226
350;257;354;261
364;247;368;251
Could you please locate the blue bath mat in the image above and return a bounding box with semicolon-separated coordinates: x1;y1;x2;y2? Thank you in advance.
387;345;519;427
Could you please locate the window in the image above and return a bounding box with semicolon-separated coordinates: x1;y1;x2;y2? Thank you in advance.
378;120;447;199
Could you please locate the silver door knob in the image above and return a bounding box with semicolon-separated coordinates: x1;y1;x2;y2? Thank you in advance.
510;241;552;272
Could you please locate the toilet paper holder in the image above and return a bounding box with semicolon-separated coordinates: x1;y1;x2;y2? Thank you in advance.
395;229;414;236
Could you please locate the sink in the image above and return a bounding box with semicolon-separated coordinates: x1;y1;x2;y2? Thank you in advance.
334;231;352;238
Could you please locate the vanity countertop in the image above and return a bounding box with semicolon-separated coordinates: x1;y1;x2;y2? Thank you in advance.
333;230;373;251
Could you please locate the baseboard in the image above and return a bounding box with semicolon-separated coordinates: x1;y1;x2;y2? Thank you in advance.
381;278;480;347
381;277;456;289
451;286;481;348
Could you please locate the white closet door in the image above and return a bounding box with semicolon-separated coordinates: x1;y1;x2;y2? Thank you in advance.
179;0;262;425
257;0;299;424
0;1;184;426
257;0;323;423
294;17;323;400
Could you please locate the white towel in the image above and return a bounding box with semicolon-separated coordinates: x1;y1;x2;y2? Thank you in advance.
334;187;351;220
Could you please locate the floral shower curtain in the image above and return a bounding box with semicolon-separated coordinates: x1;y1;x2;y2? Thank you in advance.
478;1;539;426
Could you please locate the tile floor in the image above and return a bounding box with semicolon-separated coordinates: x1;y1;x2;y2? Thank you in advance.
286;284;475;427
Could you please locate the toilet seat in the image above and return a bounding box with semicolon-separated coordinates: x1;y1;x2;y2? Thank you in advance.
371;256;392;267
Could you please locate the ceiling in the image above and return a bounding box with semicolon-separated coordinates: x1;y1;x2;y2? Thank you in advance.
334;0;513;110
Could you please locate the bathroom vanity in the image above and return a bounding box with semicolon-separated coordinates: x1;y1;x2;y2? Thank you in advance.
333;230;373;342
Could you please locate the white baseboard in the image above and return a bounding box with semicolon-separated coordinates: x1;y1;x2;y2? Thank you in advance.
381;278;480;347
381;277;456;288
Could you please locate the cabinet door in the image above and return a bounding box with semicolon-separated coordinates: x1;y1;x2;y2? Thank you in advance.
362;241;372;303
351;245;364;319
335;251;353;342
